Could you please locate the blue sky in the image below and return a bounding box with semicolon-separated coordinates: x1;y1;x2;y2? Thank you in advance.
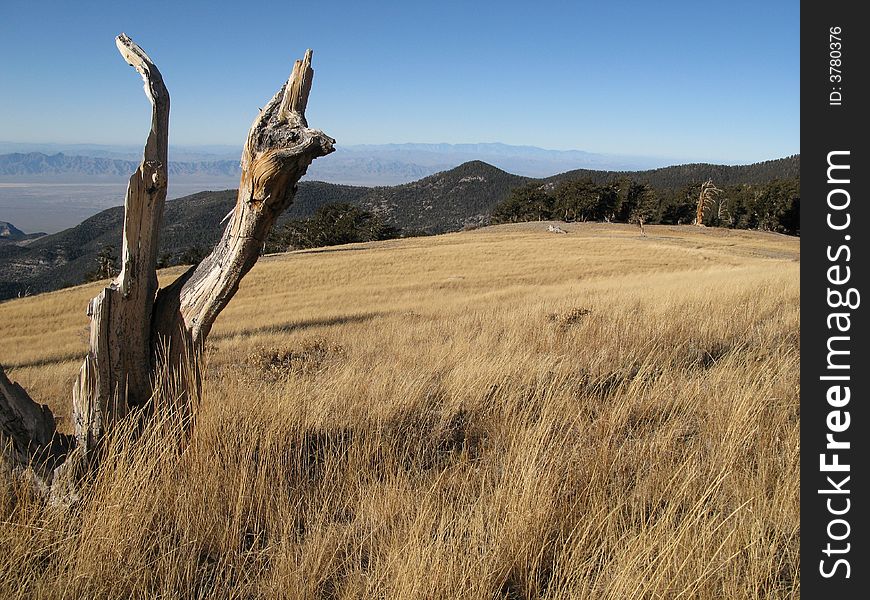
0;0;799;163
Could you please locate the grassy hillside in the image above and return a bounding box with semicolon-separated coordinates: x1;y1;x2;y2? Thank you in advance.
0;223;799;599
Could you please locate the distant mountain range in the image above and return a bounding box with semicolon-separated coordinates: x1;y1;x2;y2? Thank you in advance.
0;152;240;181
0;142;681;187
0;142;241;163
0;155;799;301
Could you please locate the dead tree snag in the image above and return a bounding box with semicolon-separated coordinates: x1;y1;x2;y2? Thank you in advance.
694;179;723;226
0;35;334;496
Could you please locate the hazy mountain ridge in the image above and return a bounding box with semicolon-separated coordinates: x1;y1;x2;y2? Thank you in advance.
0;152;241;180
0;156;799;300
0;142;241;162
0;142;679;187
306;154;435;185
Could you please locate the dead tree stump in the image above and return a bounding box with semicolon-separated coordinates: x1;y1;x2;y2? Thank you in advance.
0;35;334;498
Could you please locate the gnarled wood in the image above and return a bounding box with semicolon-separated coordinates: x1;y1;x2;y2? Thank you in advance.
153;49;334;353
2;36;333;499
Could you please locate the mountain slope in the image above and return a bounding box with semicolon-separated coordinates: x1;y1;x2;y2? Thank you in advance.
0;221;26;240
360;161;530;233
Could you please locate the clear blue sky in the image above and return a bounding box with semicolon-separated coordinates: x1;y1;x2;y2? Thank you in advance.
1;0;799;163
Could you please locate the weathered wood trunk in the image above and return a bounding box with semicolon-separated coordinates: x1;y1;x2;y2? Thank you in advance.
0;35;333;497
152;49;331;353
1;368;69;481
71;34;170;458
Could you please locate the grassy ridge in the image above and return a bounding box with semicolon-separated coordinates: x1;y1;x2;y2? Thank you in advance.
0;223;799;598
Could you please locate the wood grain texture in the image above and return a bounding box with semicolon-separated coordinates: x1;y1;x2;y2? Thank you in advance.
71;34;170;460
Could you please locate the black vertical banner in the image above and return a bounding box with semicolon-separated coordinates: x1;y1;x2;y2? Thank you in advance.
802;1;868;597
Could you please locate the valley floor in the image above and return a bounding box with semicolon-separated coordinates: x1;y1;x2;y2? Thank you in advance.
1;222;799;599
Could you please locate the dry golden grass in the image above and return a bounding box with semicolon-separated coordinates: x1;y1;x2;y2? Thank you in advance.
1;222;799;599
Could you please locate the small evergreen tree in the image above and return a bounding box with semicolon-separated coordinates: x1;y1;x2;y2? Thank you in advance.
628;184;658;226
156;252;173;269
86;244;118;281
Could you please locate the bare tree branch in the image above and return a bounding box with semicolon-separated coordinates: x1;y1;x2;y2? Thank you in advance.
153;49;334;349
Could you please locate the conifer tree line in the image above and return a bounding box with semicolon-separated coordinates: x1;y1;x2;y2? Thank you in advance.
264;203;399;253
492;177;800;235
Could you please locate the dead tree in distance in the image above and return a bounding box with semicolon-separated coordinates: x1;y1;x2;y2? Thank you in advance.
0;34;334;497
694;179;723;226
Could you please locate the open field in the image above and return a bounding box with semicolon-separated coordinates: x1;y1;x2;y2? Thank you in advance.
1;222;799;598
